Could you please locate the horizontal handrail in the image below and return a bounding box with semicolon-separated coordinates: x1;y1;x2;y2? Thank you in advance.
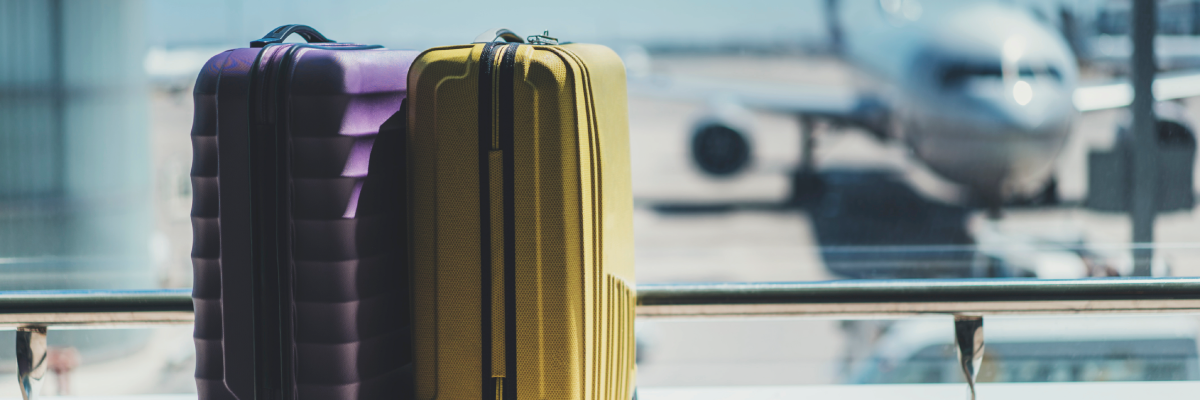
3;278;1200;327
0;289;193;328
636;278;1200;318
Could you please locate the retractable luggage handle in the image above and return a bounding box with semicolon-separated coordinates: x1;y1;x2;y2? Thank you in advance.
250;24;335;48
473;28;525;43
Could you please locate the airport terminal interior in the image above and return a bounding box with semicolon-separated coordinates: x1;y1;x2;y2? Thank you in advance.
4;0;1200;397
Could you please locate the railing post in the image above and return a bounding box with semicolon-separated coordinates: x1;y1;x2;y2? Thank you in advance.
799;116;816;174
954;315;984;400
1130;0;1158;276
17;325;47;400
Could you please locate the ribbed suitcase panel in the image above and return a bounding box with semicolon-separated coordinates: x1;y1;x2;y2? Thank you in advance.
192;42;414;399
296;365;410;400
291;136;362;177
191;297;222;339
196;378;239;400
190;258;221;298
291;215;397;262
189;177;219;218
193;337;226;379
294;328;411;384
293;293;405;343
289;94;406;138
190;56;222;137
189;218;220;260
284;47;414;397
291;178;359;218
191;136;218;177
292;255;403;303
191;50;230;400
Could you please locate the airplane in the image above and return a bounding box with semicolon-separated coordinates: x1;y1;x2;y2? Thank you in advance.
626;0;1200;216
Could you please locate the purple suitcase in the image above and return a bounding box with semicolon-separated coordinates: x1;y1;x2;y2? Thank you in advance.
190;25;415;399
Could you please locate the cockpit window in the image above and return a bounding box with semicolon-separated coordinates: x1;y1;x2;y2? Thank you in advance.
939;63;1062;88
940;63;1003;88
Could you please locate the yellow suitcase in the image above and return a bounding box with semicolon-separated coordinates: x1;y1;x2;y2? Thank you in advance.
406;30;636;400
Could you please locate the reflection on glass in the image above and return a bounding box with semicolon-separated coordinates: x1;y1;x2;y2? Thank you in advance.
864;340;1197;383
854;317;1200;384
0;327;192;396
0;1;153;291
0;1;156;394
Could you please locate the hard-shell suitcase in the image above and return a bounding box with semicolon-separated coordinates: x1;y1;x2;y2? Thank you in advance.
406;29;637;400
190;25;416;400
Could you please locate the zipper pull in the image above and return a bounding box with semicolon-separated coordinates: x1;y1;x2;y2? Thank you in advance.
526;31;559;45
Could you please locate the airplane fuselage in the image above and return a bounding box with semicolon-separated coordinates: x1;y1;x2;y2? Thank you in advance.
842;0;1079;203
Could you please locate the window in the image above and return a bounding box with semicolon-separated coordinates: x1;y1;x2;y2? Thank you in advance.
2;0;1198;397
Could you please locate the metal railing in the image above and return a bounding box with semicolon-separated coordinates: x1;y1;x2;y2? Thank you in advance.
634;277;1200;398
636;277;1200;318
7;278;1200;328
0;289;193;328
4;277;1200;399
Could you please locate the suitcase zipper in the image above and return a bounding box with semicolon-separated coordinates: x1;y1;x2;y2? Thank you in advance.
247;42;298;400
498;42;521;400
246;42;382;400
476;41;499;400
478;41;522;400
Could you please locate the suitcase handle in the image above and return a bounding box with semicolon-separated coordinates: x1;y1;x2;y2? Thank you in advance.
473;28;525;44
250;24;336;48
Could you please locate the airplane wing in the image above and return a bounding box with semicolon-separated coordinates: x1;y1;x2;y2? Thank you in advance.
1074;70;1200;112
633;69;1200;118
627;75;891;136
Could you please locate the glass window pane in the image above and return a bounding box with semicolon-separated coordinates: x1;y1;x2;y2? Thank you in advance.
4;0;1200;395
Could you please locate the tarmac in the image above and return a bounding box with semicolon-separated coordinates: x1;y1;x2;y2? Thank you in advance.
628;53;1200;387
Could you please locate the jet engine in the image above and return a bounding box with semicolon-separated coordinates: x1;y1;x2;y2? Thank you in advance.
689;101;755;177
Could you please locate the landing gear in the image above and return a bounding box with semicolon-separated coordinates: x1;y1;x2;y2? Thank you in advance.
799;116;817;175
1032;177;1059;205
789;116;825;205
977;176;1060;218
974;190;1004;220
1002;177;1060;210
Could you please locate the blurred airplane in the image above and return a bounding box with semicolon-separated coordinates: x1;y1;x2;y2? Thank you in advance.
628;0;1200;214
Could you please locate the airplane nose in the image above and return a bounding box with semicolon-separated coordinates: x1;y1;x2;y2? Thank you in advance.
983;79;1074;192
912;78;1075;200
983;79;1073;133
